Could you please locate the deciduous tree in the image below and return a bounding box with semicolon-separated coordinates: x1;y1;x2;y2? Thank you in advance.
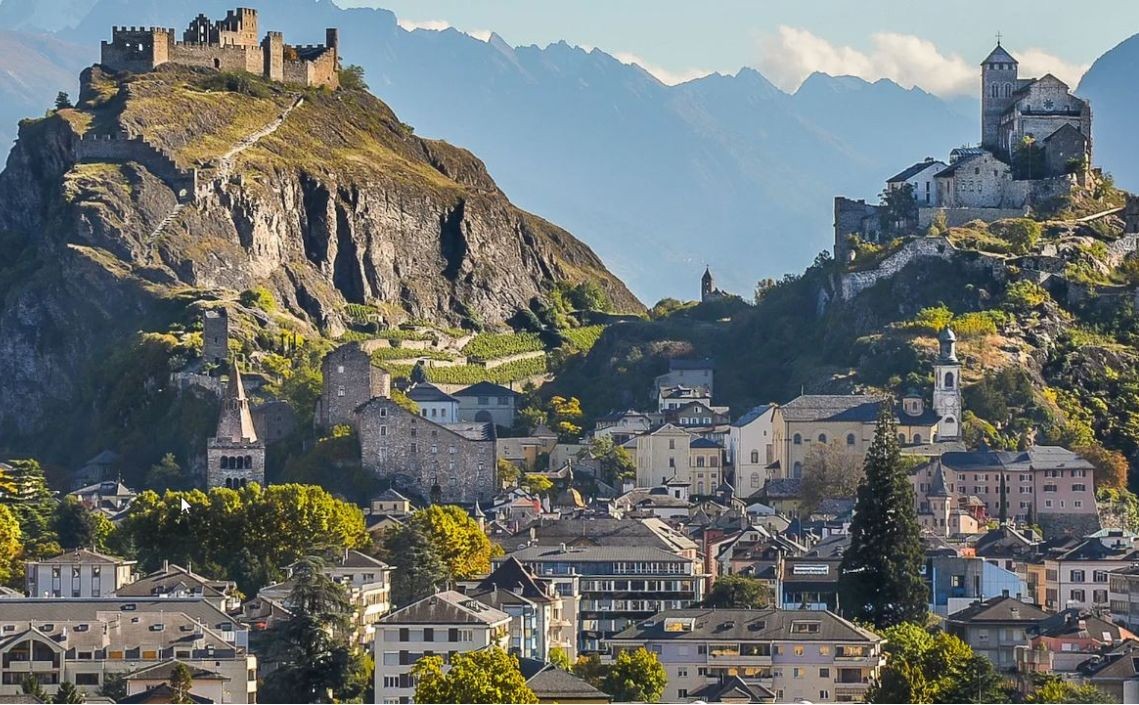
601;647;667;703
168;663;194;704
839;407;927;629
408;505;499;579
867;624;1010;704
0;504;22;586
548;646;572;670
702;574;773;609
1026;675;1113;703
54;497;113;551
412;647;537;704
800;441;864;515
1075;445;1129;490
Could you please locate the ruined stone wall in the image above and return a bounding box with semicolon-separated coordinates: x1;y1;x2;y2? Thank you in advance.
918;206;1029;229
202;309;229;365
169;42;261;74
356;397;496;504
282;45;339;88
74;133;197;201
839;236;955;300
100;27;175;74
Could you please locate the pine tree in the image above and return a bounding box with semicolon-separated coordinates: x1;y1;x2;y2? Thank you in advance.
839;405;928;629
51;681;84;704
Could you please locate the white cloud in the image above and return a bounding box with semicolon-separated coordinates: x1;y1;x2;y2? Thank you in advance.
757;26;1086;97
611;51;712;86
396;18;452;32
1016;49;1089;88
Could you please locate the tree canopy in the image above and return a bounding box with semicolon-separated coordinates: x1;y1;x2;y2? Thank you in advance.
385;521;447;607
412;647;537;704
1025;675;1113;703
867;623;1010;704
839;407;927;629
601;647;667;703
703;575;773;609
407;505;500;579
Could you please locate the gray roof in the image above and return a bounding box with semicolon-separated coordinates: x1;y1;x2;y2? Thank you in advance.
780;395;885;423
453;381;517;398
609;608;879;644
502;517;696;553
33;549;134;566
506;544;694;565
407;383;459;404
947;596;1049;624
691;437;722;449
526;665;610;701
734;404;773;428
115;565;234;601
442;422;495;441
380;590;510;626
887;160;946;183
982;43;1018;65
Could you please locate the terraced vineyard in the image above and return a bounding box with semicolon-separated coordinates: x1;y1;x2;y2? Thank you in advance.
462;331;544;360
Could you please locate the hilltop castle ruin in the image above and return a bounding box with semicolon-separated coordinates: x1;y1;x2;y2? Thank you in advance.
100;7;340;88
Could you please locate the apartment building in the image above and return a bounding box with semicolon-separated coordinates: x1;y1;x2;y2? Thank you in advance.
504;544;704;654
114;562;241;612
25;549;135;599
1108;564;1139;631
0;598;254;702
373;591;510;704
607;608;883;703
945;596;1049;671
1042;530;1139;611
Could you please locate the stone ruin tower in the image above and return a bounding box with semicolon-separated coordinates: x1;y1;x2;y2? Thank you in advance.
315;342;392;431
206;361;265;488
202;309;229;368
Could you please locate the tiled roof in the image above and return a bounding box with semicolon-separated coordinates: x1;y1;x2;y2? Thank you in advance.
442;422;495;441
506;544;693;565
691;675;775;703
407;383;460;403
691;437;722;449
34;549;133;565
780;395;885;422
609;608;879;643
118;683;213;704
124;660;229;681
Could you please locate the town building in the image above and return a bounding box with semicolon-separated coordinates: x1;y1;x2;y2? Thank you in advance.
945;596;1049;672
1042;530;1139;611
729;404;786;497
205;362;264;489
0;598;255;702
405;382;459;424
453;381;518;427
1107;564;1139;631
114;562;241;612
887;158;947;207
607;608;884;703
99;7;340;88
592;411;652;445
500;517;698;561
688;437;724;496
373;591;511;704
504;544;704;654
655;358;715;398
520;659;611;703
925;555;1028;617
25;549;136;599
629;423;692;488
68;481;136;520
356;396;496;505
1017;609;1136;678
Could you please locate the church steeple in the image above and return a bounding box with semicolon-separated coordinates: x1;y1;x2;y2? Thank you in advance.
701;266;714;301
215;360;258;443
933;327;962;440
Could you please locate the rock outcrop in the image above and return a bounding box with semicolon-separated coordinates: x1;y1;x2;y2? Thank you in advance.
0;65;639;439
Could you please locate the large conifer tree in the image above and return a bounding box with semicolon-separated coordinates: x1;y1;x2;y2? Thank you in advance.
839;405;927;628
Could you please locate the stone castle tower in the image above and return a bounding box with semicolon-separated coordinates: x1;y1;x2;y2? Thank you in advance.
932;327;962;440
701;267;714;301
315;342;392;431
980;42;1019;152
202;309;229;368
206;361;265;488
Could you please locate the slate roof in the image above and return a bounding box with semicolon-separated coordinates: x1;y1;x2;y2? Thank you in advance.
507;544;693;565
780;395;885;423
380;590;510;626
337;550;391;570
935;153;986;178
454;381;517;398
34;549;133;565
947;596;1049;624
118;684;213;704
115;565;234;601
609;608;879;643
442;422;495;441
691;437;723;449
982;44;1018;65
887;160;946;183
520;660;611;702
761;478;802;499
691;675;776;703
973;525;1039;558
733;404;773;427
124;660;229;682
1034;609;1132;642
503;517;696;553
374;488;409;502
407;383;459;403
1077;639;1139;679
477;557;552;601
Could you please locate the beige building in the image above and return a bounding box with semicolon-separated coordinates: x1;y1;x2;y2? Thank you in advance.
26;549;135;599
688;437;724;496
607;608;883;703
0;598;255;702
628;424;692;488
374;590;510;704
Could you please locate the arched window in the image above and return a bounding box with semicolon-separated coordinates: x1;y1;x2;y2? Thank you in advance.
1004;82;1013;97
990;83;999;98
817;433;827;444
220;456;229;470
913;433;923;444
793;434;802;445
244;455;252;469
750;450;759;464
792;462;802;478
898;433;907;444
846;433;856;446
945;417;956;425
944;372;955;388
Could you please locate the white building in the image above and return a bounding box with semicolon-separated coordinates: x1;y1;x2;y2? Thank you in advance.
453;382;517;428
25;549;135;599
628;424;692;488
886;158;947;207
729;404;785;496
406;383;460;424
374;591;510;704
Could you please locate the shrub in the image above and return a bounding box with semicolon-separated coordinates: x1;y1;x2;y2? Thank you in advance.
993;218;1042;255
1003;280;1050;310
908;305;953;333
240;286;277;313
338;64;368;91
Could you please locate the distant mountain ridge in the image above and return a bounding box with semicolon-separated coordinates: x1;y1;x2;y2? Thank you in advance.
0;0;993;300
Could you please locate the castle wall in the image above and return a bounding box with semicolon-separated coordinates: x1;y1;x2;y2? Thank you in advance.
833;196;881;260
101;27;175;74
282;46;339;89
839;236;955;300
169;43;261;74
918;206;1029;229
262;32;283;82
202;309;230;365
356;398;497;505
74;133;197;201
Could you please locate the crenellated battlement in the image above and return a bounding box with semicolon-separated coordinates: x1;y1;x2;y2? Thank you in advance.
99;7;339;88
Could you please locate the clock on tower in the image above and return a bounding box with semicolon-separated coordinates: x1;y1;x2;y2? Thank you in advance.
932;327;963;440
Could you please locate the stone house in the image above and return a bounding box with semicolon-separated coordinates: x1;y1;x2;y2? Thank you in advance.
607;608;883;703
315;342;391;431
356;397;496;505
887;158;947;207
934;150;1016;208
453;381;518;428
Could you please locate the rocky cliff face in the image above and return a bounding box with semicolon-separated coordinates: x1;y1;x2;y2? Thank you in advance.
0;65;639;440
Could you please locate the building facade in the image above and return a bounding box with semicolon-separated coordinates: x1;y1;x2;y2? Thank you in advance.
316;342;391;430
454;382;517;427
205;363;265;489
25;550;136;599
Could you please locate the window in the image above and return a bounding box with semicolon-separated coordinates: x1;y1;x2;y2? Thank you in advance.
75;673;99;686
423;628;434;642
1094;571;1109;583
913;434;922;444
750;450;759;464
669;439;675;450
817;433;827;444
677;667;688;678
1094;589;1108;604
951;575;964;588
1071;589;1086;602
898;433;907;443
792;462;802;478
337;385;345;397
1071;570;1086;582
944;372;955;388
677;690;688;699
846;433;856;446
793;667;804;678
820;667;830;677
793;434;802;445
793;645;805;656
337;364;345;374
399;627;409;642
791;621;820;634
1073;483;1087;492
380;425;387;437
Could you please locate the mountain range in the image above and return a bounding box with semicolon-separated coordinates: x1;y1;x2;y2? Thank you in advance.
0;0;1135;301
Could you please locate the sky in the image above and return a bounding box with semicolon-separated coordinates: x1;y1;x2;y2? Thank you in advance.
336;0;1139;95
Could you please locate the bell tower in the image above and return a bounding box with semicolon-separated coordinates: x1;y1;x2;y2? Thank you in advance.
981;39;1019;153
701;266;714;301
932;327;962;440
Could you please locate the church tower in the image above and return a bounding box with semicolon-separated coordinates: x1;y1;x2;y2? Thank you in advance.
981;41;1019;154
701;266;714;301
932;327;962;440
206;361;265;488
